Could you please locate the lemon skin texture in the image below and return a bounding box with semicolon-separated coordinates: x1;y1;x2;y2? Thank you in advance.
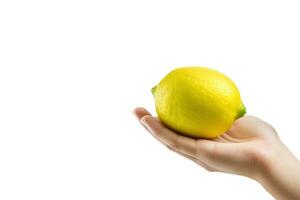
152;67;246;139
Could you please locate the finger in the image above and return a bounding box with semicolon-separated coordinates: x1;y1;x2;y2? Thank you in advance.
166;144;198;161
194;159;216;172
132;107;151;120
132;107;155;133
140;115;198;157
133;109;208;168
167;145;216;172
133;107;220;167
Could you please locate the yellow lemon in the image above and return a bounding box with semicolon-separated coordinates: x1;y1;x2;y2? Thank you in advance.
152;66;246;139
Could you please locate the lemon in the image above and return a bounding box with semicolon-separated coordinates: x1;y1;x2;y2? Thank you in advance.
152;66;246;139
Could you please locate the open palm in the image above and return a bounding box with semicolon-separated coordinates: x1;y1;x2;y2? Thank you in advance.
133;107;279;179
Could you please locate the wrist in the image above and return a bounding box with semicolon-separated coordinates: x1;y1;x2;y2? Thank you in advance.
255;142;300;200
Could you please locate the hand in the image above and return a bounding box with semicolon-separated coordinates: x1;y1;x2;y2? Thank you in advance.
133;107;277;178
133;107;300;200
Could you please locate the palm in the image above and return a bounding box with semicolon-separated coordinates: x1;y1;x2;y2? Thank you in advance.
200;116;277;176
215;115;275;142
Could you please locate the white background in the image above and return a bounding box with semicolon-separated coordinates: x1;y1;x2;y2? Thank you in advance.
1;0;300;199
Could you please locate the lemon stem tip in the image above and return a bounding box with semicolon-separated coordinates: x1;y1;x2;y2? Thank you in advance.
151;86;157;96
236;104;246;119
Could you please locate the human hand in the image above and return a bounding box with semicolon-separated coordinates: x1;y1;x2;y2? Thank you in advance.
133;107;300;200
133;107;278;178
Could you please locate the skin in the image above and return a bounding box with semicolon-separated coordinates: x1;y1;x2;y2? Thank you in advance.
133;107;300;200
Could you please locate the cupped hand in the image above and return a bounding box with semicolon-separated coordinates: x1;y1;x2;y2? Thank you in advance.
133;107;280;179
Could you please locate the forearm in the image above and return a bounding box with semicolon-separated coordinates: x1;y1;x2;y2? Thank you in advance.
257;144;300;200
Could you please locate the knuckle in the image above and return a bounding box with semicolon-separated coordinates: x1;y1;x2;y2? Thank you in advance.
166;144;175;152
200;163;215;172
169;136;180;151
195;160;216;172
197;141;216;161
